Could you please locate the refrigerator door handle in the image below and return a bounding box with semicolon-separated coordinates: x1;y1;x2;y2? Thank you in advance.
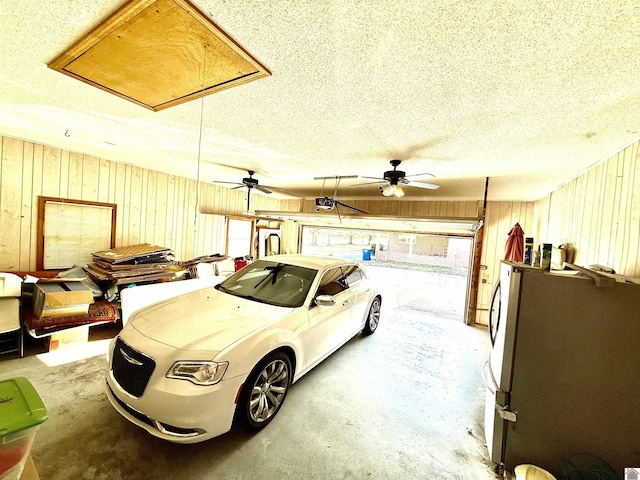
481;360;499;394
488;279;501;346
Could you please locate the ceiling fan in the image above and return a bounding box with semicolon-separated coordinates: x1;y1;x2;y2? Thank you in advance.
355;160;439;197
213;170;300;211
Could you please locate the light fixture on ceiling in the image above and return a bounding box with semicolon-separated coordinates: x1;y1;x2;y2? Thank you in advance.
380;184;405;197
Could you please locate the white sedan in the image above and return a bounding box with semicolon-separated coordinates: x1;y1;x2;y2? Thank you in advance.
106;254;381;443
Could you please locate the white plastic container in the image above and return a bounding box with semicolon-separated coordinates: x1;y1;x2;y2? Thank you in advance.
0;273;21;298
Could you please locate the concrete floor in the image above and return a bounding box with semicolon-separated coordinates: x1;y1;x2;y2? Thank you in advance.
0;266;500;480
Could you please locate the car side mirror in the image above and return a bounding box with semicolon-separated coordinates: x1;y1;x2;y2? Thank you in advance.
315;295;336;306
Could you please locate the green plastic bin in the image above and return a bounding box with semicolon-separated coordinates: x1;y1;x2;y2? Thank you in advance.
0;377;48;480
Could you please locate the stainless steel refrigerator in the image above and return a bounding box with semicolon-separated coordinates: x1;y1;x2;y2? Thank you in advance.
482;261;640;476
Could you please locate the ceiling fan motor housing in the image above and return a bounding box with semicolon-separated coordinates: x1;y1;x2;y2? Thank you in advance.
384;159;405;185
243;177;259;188
384;170;405;185
243;170;259;188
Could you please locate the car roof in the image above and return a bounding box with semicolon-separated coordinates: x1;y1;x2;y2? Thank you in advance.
258;254;357;270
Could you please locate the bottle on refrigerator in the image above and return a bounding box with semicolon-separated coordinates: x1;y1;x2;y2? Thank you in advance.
524;238;534;265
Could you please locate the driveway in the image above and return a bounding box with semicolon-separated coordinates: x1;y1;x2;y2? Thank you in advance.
363;263;467;322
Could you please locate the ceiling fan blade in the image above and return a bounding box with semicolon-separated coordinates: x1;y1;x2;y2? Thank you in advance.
335;201;369;214
261;185;303;198
351;180;387;187
231;185;246;190
213;181;244;186
361;176;386;181
404;172;435;179
405;180;440;190
254;185;273;194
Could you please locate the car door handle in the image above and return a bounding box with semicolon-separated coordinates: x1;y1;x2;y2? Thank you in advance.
342;300;352;307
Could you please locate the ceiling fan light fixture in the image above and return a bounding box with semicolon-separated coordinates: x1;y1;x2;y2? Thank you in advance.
380;184;404;197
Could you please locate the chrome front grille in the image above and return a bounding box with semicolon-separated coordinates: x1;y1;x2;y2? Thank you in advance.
111;337;156;398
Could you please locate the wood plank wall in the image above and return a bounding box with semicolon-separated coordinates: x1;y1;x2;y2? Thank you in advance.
0;135;288;270
475;137;640;324
7;134;634;326
475;201;536;325
534;138;640;278
0;133;537;328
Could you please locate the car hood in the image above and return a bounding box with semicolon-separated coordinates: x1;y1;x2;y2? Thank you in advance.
128;286;294;352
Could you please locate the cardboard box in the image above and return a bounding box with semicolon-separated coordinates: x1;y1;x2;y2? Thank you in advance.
33;281;93;319
20;454;39;480
47;325;89;351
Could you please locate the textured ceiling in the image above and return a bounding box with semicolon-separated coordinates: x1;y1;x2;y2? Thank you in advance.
2;0;640;202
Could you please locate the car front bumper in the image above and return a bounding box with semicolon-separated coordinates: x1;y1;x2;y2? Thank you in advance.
105;335;245;444
106;371;244;443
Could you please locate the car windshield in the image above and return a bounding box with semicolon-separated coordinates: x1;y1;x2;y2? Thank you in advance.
215;260;318;307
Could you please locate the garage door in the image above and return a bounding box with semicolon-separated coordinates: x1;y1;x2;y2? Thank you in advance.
301;225;473;321
254;210;482;322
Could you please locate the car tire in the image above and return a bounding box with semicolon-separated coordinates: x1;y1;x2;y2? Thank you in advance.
362;296;381;336
237;352;292;431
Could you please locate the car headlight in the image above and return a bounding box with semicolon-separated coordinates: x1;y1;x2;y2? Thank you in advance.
167;361;228;386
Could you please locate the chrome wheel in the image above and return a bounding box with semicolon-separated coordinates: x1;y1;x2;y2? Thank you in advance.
248;358;289;424
363;297;381;335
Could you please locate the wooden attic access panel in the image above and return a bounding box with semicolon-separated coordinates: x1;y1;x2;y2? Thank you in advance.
48;0;271;111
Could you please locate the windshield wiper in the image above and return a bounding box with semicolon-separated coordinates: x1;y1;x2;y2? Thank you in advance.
253;263;286;289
